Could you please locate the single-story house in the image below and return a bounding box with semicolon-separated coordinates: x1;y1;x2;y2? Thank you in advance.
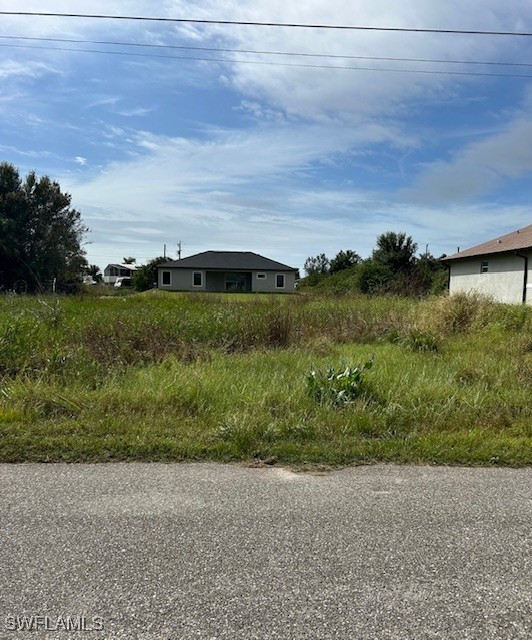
103;263;137;285
157;251;298;293
441;224;532;305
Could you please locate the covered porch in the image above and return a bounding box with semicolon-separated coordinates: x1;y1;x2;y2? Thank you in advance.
205;271;252;292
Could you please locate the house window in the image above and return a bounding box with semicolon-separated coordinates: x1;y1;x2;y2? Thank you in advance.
193;271;203;287
275;274;285;289
162;270;171;286
225;273;248;292
481;260;489;274
256;273;267;280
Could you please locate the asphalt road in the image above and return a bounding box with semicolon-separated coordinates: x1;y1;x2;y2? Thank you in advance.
0;463;530;640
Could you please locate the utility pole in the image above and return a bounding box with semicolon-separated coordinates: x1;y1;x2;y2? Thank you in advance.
177;242;182;260
163;244;166;259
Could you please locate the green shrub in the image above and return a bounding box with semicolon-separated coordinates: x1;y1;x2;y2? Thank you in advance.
357;260;393;295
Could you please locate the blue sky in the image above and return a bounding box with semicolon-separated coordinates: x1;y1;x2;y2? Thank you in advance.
1;0;531;271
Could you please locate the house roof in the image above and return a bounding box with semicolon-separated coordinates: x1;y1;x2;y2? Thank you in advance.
105;263;138;271
159;251;297;271
442;224;532;261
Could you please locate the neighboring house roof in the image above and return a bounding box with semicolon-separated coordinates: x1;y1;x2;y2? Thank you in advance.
105;263;138;271
442;224;532;261
159;251;297;271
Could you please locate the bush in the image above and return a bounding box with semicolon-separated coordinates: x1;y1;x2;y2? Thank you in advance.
314;265;360;294
133;256;167;292
357;260;393;295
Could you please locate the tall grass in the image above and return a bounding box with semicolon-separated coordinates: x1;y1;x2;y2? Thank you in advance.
0;291;530;465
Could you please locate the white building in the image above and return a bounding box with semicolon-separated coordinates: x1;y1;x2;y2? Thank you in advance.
442;224;532;305
103;263;137;285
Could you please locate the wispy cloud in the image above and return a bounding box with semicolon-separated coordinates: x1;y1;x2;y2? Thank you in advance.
86;96;120;109
0;144;56;159
115;107;155;117
0;59;56;80
400;113;532;204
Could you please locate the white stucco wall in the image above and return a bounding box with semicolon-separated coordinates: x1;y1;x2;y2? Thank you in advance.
449;252;531;305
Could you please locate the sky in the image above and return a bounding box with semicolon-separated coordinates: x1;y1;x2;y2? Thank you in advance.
1;0;532;272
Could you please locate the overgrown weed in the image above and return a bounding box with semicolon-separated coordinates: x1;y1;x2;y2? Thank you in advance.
0;291;530;465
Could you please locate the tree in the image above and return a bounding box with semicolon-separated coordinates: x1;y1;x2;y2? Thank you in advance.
123;256;136;264
304;253;330;277
411;252;448;295
357;259;393;295
0;162;87;292
329;249;361;274
372;231;417;273
133;256;167;291
85;264;103;283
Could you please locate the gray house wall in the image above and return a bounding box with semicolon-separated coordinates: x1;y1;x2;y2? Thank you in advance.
252;271;296;293
449;252;532;305
158;268;296;293
159;269;204;291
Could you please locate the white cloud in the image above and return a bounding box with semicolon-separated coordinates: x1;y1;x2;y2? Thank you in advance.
1;0;531;268
3;0;529;122
400;113;532;203
62;122;528;268
64;120;411;213
162;0;532;122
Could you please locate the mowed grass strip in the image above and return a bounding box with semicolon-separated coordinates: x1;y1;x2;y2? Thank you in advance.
0;291;530;465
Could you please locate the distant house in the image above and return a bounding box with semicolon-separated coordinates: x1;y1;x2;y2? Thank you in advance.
157;251;298;293
442;224;532;305
103;263;137;285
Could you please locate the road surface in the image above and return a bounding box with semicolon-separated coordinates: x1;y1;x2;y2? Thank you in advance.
0;463;530;639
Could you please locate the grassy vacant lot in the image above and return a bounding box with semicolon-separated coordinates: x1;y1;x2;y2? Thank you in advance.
0;290;531;466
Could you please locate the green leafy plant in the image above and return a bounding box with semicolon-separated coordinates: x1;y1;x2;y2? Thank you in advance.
307;357;374;405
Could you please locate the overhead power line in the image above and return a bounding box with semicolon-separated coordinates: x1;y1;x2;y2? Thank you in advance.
2;35;532;69
0;11;531;37
2;42;532;78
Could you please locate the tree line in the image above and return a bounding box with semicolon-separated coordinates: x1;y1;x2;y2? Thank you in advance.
303;231;447;296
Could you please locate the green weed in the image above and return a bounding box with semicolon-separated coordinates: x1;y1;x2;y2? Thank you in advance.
307;357;374;405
